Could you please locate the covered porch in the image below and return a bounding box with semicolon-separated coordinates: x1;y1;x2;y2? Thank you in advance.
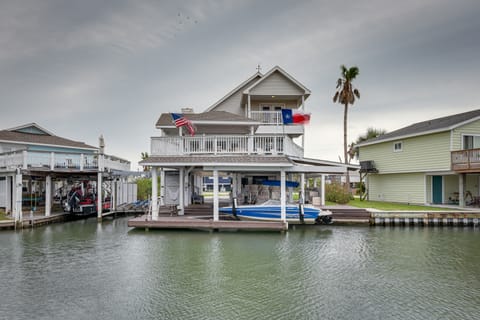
140;155;352;224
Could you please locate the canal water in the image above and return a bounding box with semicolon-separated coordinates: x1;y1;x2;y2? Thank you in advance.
0;218;479;320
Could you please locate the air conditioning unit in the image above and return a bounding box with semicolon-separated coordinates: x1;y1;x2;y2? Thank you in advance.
360;160;375;171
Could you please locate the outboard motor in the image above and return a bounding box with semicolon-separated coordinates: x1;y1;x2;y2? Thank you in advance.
232;197;238;218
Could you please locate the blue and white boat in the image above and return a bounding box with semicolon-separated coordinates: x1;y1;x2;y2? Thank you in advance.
220;200;332;224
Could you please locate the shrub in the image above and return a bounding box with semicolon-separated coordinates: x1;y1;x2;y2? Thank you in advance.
325;182;351;204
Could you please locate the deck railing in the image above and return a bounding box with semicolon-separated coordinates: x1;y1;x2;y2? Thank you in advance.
250;111;283;125
0;150;130;172
451;148;480;172
150;135;304;157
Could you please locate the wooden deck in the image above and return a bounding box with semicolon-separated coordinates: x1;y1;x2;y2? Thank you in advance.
128;215;288;231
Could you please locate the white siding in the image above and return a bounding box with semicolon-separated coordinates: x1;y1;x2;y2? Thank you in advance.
250;71;304;96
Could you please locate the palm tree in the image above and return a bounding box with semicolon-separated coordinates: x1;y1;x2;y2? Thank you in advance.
333;65;360;191
141;152;150;171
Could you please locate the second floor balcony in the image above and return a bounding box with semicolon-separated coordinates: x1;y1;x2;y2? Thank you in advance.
151;135;304;158
0;150;131;172
451;148;480;172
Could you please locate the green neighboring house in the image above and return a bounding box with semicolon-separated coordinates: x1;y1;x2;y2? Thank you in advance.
356;109;480;207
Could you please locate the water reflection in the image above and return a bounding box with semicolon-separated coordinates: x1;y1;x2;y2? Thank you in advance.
0;219;479;320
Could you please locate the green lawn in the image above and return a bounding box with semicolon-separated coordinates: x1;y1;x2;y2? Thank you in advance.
345;198;455;211
0;210;10;221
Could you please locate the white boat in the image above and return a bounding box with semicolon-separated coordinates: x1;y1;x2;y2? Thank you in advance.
220;200;332;224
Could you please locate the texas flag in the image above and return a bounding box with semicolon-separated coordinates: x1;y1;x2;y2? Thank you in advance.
281;109;311;125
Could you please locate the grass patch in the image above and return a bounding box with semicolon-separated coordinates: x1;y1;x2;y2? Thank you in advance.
0;209;11;221
346;198;454;211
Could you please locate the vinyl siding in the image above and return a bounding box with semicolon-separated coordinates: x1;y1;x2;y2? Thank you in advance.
249;71;304;96
451;119;480;150
211;78;260;115
359;131;451;173
367;173;425;204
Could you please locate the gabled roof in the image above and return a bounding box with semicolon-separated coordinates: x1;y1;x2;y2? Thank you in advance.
0;123;97;150
205;66;310;113
155;111;260;128
6;123;55;136
357;108;480;147
243;65;311;97
205;72;262;112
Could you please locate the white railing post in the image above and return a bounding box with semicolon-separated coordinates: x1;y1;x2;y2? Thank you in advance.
80;154;84;171
22;151;28;169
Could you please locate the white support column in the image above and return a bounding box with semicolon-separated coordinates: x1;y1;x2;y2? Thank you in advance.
321;174;326;206
151;168;158;219
15;172;23;222
213;169;219;221
280;169;286;222
247;94;251;118
118;178;124;205
160;169;165;206
45;175;52;217
459;173;465;207
97;172;102;219
178;168;184;215
5;176;12;214
111;179;116;211
300;173;305;203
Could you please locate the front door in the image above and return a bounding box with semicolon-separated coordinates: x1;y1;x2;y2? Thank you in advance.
432;176;443;204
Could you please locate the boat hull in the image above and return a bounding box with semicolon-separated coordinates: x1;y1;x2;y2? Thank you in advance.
220;204;332;225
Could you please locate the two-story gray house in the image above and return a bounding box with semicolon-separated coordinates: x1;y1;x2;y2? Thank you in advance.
141;66;357;221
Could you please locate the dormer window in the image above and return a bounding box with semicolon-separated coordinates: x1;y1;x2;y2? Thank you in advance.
393;141;403;152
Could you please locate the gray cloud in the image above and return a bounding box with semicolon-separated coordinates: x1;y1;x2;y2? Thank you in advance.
1;0;480;168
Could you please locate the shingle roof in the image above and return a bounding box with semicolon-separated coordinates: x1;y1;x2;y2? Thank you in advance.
358;108;480;146
155;111;259;127
0;129;97;150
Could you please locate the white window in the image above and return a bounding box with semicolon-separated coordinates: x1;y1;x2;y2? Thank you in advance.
462;135;480;149
393;141;403;152
260;103;285;111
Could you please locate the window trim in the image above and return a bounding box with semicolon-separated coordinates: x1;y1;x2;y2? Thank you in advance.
393;141;403;152
462;134;480;149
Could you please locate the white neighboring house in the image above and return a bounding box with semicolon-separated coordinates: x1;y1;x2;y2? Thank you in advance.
0;123;132;221
140;66;358;221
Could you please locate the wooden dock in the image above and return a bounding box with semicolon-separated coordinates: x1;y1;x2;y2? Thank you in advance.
128;215;288;231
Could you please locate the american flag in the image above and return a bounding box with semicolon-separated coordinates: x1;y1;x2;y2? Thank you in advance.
171;113;195;136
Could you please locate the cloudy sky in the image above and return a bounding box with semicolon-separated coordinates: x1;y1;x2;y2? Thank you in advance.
1;0;480;170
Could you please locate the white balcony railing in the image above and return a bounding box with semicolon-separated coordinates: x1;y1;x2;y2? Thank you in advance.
250;111;283;125
0;150;130;172
150;135;304;157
